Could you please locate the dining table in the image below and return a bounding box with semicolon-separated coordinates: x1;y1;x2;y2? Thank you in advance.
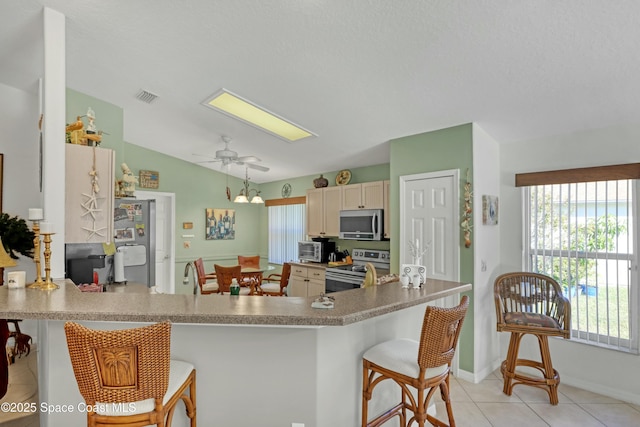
204;263;276;295
240;267;266;295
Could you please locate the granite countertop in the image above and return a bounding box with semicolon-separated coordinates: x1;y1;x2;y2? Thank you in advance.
289;261;329;269
0;279;471;326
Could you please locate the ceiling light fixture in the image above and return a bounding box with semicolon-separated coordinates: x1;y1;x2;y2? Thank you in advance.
234;168;264;204
202;89;316;142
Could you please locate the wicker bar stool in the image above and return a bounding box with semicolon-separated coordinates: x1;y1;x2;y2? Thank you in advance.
494;272;570;405
64;321;196;427
362;296;469;427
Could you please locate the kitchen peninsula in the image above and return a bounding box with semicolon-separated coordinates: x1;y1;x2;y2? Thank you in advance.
2;280;471;426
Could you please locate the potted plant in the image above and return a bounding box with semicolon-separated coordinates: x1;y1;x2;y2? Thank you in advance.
0;213;35;286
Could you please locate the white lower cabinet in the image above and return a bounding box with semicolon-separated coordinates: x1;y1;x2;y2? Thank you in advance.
288;265;326;297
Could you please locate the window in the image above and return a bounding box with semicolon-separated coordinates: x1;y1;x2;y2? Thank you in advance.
523;178;638;353
268;203;305;264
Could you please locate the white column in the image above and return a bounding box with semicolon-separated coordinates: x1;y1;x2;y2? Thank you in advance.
42;7;66;278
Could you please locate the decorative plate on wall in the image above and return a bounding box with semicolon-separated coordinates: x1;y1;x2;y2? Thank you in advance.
281;183;292;198
336;169;352;185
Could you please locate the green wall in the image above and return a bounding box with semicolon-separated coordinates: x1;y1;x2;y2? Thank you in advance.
389;123;474;372
66;88;125;166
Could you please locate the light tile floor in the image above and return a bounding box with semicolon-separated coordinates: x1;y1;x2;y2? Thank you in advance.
0;348;39;427
432;370;640;427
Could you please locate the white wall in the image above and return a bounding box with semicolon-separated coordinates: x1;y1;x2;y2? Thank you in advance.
499;123;640;404
0;82;41;341
0;82;41;279
470;124;501;382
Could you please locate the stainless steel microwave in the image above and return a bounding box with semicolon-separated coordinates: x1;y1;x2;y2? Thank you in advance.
339;209;384;240
298;240;336;263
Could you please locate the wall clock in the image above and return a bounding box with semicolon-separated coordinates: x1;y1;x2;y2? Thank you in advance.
281;183;292;198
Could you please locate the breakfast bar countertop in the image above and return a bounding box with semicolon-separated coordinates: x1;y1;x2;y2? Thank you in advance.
0;279;471;326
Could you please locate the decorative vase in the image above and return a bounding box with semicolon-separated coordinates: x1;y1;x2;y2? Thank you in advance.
313;174;328;188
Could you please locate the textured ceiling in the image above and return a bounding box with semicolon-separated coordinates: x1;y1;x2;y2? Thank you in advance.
2;1;640;183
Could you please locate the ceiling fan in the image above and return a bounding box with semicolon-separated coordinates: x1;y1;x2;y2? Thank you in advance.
194;135;270;172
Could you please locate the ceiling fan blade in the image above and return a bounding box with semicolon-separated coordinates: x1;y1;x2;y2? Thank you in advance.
192;152;217;159
236;155;261;163
246;163;270;172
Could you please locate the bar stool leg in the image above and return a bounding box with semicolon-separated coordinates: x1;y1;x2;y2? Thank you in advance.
501;332;522;396
537;335;560;405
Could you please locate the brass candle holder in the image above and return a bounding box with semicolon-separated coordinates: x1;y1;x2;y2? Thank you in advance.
39;232;59;290
27;220;45;289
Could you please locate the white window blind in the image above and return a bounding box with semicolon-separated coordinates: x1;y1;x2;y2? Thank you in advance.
268;203;305;264
524;180;638;353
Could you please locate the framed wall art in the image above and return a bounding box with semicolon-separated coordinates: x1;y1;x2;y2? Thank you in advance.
139;170;159;189
482;195;499;225
205;208;235;240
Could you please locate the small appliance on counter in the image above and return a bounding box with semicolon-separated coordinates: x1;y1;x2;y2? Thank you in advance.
298;238;336;263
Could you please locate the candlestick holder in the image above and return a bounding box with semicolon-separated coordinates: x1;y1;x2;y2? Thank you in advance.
27;220;45;289
39;232;59;290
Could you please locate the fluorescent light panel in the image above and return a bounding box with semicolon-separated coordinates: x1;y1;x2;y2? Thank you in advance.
203;89;315;142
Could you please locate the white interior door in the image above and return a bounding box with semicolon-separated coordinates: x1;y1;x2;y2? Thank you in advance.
400;170;459;283
136;191;175;293
400;169;461;375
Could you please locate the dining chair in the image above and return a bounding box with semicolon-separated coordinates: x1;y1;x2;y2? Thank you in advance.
214;264;250;295
362;296;469;427
237;255;260;269
260;263;291;296
494;272;570;405
194;258;218;294
237;255;262;292
64;320;196;427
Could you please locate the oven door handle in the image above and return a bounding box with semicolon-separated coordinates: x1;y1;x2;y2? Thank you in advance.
325;274;364;285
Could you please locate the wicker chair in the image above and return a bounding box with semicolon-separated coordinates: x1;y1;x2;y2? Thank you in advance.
64;321;196;427
494;272;571;405
362;296;469;427
193;258;218;294
214;264;250;295
260;263;291;296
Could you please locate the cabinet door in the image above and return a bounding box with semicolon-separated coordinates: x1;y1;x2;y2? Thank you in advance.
288;276;308;297
341;184;363;210
307;279;325;297
306;188;324;236
65;144;115;243
383;180;390;239
323;186;342;236
362;181;384;209
308;268;325;283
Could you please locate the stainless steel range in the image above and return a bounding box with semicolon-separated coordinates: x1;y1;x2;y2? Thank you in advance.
325;249;390;293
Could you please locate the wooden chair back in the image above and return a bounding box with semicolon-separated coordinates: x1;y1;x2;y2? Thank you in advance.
64;321;171;405
237;255;260;269
194;258;207;288
279;263;292;288
417;295;469;372
214;264;242;294
494;272;570;338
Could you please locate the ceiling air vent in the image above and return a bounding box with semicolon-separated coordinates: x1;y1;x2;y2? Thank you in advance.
135;89;158;104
